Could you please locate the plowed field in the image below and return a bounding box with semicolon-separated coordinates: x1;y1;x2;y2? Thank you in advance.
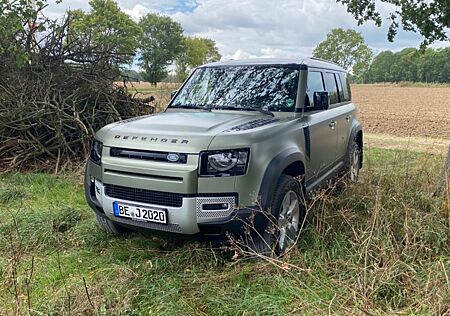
352;84;450;139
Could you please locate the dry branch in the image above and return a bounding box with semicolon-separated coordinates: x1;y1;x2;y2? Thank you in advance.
0;15;153;172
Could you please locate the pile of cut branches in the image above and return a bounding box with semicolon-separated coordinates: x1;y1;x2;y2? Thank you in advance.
0;14;152;172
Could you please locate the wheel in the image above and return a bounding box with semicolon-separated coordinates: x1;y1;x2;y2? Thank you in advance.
250;175;305;256
346;139;361;182
95;213;130;236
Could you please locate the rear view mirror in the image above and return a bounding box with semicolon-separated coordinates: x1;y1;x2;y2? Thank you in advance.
170;90;178;99
313;91;329;110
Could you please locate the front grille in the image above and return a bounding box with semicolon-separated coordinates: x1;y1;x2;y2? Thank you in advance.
105;184;184;207
110;147;187;164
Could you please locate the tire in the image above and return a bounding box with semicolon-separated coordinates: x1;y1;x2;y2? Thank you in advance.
345;139;361;182
250;175;305;256
95;213;130;236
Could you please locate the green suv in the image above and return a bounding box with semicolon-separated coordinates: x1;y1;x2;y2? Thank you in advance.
84;57;363;254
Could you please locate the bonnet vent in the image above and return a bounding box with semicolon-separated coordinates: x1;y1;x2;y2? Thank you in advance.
227;118;279;132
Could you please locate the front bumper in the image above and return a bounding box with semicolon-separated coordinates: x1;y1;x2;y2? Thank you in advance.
85;165;265;240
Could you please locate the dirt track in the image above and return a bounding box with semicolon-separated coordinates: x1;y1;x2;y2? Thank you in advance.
352;84;450;139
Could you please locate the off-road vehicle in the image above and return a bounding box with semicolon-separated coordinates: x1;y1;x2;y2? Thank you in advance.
85;57;363;254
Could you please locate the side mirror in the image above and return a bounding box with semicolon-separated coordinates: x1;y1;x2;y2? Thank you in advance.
170;90;178;99
313;91;329;110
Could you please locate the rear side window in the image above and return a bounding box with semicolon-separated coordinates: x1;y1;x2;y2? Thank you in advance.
324;72;339;105
306;71;324;107
339;73;351;101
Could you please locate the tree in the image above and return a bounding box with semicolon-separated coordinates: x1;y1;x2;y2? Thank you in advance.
390;48;419;82
138;13;184;85
70;0;141;65
313;28;373;80
336;0;449;48
365;47;450;83
366;51;396;83
0;0;47;67
175;37;221;81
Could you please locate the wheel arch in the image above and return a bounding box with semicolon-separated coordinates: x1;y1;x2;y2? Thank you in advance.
258;148;306;209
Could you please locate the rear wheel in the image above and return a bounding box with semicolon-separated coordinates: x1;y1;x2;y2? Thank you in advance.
250;175;305;256
346;139;361;182
95;213;130;236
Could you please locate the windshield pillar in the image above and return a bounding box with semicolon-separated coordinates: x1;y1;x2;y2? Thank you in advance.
295;66;308;117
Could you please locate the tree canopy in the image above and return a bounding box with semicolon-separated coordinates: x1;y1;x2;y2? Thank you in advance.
70;0;141;65
365;47;450;83
337;0;450;48
313;28;373;79
138;13;185;84
175;37;221;81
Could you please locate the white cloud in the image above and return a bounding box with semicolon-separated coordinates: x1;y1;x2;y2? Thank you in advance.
122;4;150;21
43;0;448;61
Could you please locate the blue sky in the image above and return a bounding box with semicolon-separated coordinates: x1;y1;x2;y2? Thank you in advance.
45;0;449;60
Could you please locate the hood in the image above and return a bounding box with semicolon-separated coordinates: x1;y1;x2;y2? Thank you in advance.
96;110;278;153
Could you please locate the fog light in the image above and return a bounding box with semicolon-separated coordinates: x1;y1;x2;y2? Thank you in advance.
202;203;229;211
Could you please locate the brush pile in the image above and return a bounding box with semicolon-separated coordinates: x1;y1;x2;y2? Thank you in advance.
0;14;152;172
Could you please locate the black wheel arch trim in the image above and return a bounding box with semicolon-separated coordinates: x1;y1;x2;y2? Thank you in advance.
258;148;306;209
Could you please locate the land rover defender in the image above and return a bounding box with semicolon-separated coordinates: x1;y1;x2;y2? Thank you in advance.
84;57;363;254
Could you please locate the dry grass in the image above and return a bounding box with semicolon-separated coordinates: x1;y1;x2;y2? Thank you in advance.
0;148;448;315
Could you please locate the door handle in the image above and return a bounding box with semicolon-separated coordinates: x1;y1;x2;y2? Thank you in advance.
345;115;352;121
329;120;336;129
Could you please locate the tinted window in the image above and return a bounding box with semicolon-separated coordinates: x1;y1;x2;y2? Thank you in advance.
339;73;351;101
324;72;339;105
306;71;324;107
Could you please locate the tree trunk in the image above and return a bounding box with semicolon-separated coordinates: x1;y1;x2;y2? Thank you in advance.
435;143;450;196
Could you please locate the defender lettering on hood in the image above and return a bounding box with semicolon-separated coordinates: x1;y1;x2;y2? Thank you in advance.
114;135;189;144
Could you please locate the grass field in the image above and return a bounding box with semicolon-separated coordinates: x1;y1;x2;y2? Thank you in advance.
1;148;449;315
1;83;449;315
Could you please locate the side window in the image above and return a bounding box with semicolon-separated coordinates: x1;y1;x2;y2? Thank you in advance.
324;72;338;105
335;73;344;102
339;73;351;101
306;71;324;107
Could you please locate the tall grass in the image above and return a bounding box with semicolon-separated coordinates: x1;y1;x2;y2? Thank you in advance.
0;148;448;315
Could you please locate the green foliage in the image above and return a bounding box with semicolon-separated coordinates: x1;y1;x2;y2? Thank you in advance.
139;13;185;84
70;0;141;65
313;28;373;79
122;69;144;82
0;0;47;67
175;37;222;82
337;0;449;48
0;148;448;314
366;47;450;83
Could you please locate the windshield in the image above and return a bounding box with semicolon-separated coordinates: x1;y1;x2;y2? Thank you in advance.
170;66;299;112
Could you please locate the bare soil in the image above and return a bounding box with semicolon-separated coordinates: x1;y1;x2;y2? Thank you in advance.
352;84;450;139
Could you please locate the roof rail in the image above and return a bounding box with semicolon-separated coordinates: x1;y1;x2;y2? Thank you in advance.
309;57;341;68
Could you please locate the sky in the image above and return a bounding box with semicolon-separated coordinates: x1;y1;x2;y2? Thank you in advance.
44;0;449;61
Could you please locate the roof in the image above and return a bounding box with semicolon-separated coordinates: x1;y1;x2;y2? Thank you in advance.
201;57;346;72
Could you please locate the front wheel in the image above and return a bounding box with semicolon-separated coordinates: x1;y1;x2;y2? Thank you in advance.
250;175;305;256
95;213;130;236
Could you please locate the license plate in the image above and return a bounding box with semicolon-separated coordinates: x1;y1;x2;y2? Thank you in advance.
113;202;167;224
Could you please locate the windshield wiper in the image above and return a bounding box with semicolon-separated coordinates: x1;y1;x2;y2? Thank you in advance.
209;105;274;117
171;104;209;110
249;107;275;117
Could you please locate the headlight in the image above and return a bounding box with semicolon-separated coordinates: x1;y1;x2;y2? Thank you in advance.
199;149;249;176
89;139;103;165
